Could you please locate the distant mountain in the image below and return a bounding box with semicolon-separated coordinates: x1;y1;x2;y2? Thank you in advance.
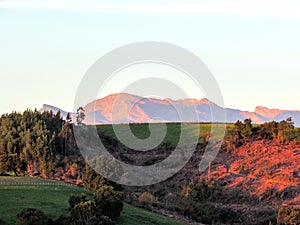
40;104;68;116
40;93;300;126
39;104;75;122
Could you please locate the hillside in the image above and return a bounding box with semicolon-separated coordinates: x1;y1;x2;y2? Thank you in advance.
120;143;300;224
0;177;185;225
201;139;300;205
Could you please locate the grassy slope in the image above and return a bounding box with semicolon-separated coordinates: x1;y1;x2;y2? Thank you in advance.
0;177;184;225
97;123;230;145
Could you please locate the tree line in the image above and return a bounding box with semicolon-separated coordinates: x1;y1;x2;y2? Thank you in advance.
0;109;69;176
221;117;298;151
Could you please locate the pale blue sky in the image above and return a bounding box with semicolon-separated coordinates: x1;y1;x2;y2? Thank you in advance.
0;0;300;114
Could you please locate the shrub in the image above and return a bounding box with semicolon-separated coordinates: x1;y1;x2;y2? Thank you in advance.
253;209;277;225
277;206;300;224
53;215;72;225
94;185;124;218
165;196;242;224
0;218;5;225
69;193;89;209
68;194;113;225
138;192;154;204
190;181;222;201
16;208;52;225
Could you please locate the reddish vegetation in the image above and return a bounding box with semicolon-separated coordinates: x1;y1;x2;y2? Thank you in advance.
203;140;300;207
282;195;300;208
57;163;83;185
26;161;40;176
25;161;82;186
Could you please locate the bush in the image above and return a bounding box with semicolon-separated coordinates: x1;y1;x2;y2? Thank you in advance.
71;200;97;225
277;206;300;224
68;193;89;209
138;192;154;204
165;196;242;224
16;208;52;225
253;209;277;225
68;186;123;224
69;194;113;225
53;215;72;225
94;185;124;218
190;181;222;201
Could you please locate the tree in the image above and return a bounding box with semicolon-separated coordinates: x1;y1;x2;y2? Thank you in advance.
260;121;278;139
277;117;295;142
242;119;253;138
234;120;244;141
82;164;108;191
76;107;85;126
66;112;72;124
88;155;124;183
58;123;73;156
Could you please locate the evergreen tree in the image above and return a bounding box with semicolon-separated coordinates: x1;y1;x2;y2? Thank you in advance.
76;107;86;126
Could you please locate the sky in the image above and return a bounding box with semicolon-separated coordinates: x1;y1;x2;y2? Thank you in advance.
0;0;300;115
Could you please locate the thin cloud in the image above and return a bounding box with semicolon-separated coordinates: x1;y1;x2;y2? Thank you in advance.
0;0;300;20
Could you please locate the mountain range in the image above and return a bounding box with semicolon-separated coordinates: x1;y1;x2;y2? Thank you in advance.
40;93;300;127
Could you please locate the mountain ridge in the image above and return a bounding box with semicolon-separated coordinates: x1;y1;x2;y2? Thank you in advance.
40;93;300;126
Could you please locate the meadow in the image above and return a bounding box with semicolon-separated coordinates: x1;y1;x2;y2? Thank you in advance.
0;177;184;225
97;122;232;146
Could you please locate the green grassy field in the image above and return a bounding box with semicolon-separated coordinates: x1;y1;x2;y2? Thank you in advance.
97;122;231;146
0;177;185;225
